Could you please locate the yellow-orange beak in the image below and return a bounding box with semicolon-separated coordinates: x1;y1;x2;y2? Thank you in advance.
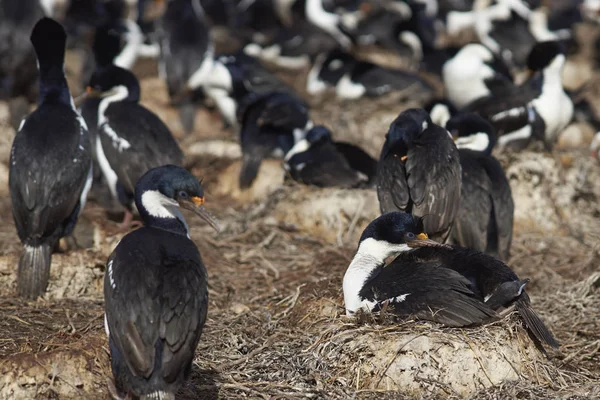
407;232;452;249
178;196;220;232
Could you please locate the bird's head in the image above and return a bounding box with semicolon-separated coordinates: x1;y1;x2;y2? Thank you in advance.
446;113;496;155
357;212;451;261
86;65;140;102
135;165;220;232
525;41;565;78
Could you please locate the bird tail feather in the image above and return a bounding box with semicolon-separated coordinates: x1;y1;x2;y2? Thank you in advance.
141;391;175;400
239;154;261;189
17;243;52;299
516;297;559;349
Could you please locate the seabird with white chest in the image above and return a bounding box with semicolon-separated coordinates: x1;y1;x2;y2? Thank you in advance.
9;17;92;299
446;113;514;261
442;43;513;110
466;41;573;149
284;125;377;188
306;49;433;100
376;108;461;243
157;0;214;134
87;65;184;229
343;212;559;350
238;91;311;189
104;165;219;400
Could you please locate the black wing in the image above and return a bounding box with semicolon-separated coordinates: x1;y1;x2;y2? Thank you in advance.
9;104;91;243
353;63;433;97
376;143;411;214
104;229;208;382
479;155;514;260
360;259;497;327
100;103;184;194
406;127;462;241
287;141;365;188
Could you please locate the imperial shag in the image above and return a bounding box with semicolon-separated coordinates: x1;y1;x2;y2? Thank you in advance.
104;165;219;400
343;212;559;350
87;65;184;229
377;108;461;243
284;125;377;188
446;113;514;261
9;17;92;298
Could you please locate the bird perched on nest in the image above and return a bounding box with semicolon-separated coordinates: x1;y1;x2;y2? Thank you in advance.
343;212;559;351
157;0;214;134
283;125;377;188
104;165;219;400
9;18;93;299
446;113;514;261
307;49;433;100
86;65;183;229
377;108;461;243
466;40;573;149
238;91;312;189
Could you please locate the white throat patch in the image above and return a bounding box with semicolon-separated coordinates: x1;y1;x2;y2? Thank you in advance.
455;132;490;152
141;190;190;235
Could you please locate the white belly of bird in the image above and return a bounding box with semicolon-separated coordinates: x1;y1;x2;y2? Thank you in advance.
532;89;573;143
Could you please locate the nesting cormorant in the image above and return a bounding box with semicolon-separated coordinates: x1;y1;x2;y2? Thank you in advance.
377;108;461;243
87;65;184;228
446;113;514;261
104;165;219;400
9;18;92;298
283;125;377;188
343;212;559;350
238;91;311;189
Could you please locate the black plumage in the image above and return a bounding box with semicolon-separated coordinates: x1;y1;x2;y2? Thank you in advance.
238;91;311;189
158;0;213;134
87;65;183;228
9;18;92;299
446;113;514;261
104;165;219;400
343;212;559;350
284;125;377;188
376;108;461;242
465;41;573;149
307;49;433;99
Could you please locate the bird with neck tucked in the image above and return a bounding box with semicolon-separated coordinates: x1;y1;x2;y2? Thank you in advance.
104;165;219;400
377;108;461;243
343;212;559;350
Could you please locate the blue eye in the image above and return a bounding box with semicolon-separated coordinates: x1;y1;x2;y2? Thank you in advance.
178;191;188;199
406;232;415;240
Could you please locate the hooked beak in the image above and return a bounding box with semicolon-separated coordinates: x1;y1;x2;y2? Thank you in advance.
178;196;221;232
407;233;453;249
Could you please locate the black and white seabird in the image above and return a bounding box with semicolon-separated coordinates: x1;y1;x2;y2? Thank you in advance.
203;52;293;127
304;0;361;49
157;0;214;134
343;212;559;350
446;113;514;261
283;125;377;188
104;165;219;400
306;49;433;100
466;41;573;149
442;43;513;110
238;91;311;189
377;108;461;243
9;18;93;299
87;65;184;228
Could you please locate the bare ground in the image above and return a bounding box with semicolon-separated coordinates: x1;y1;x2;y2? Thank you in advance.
0;43;599;399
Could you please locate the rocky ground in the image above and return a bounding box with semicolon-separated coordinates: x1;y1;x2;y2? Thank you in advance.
0;28;600;399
